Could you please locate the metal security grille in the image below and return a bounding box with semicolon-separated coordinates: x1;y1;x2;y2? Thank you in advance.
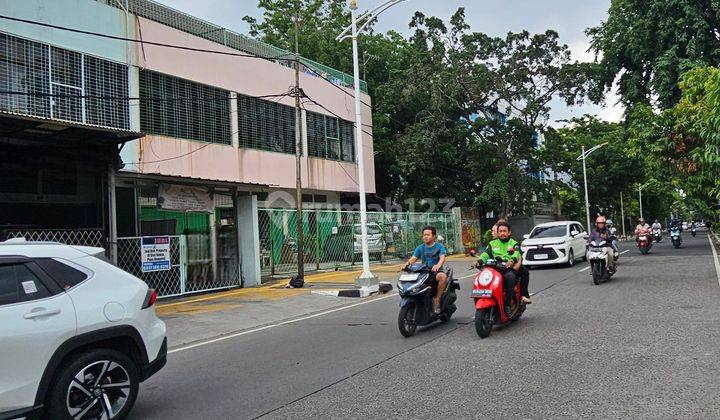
306;112;355;162
116;236;184;297
94;0;368;93
258;209;458;276
0;32;130;130
4;229;105;247
139;70;231;145
237;94;296;154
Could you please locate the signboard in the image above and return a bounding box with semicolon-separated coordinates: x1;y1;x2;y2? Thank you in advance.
141;236;171;273
158;184;213;213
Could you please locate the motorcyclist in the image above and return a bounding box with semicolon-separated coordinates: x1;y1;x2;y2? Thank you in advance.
404;225;447;314
606;219;619;259
492;221;531;304
588;216;616;271
478;221;524;307
635;217;651;245
668;217;683;233
651;219;662;231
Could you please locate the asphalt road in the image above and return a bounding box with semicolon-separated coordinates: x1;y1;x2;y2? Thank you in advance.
131;233;720;419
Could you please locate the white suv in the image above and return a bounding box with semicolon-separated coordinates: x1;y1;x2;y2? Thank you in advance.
0;240;167;419
520;221;589;267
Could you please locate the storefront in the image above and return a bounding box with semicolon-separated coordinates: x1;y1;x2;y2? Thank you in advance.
113;173;264;297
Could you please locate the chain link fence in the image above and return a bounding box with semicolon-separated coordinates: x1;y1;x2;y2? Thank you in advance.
259;209;458;276
116;235;241;298
2;228;105;247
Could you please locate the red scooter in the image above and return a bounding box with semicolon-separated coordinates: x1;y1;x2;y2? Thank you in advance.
637;231;652;255
471;258;526;338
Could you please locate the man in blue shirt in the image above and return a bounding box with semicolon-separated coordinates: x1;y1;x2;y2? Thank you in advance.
404;225;447;314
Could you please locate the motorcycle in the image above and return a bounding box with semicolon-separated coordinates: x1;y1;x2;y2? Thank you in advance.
397;263;459;337
637;232;652;255
587;240;615;285
472;258;526;338
670;227;682;248
691;225;697;237
652;228;662;243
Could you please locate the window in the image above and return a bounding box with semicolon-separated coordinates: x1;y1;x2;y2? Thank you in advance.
0;264;51;306
237;94;296;154
139;70;231;145
0;33;130;129
34;258;89;290
529;225;567;239
306;112;355;162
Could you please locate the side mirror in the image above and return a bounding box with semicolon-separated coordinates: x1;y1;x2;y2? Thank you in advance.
523;234;530;239
331;227;338;235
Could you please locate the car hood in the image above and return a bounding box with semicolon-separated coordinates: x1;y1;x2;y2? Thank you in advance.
522;236;568;246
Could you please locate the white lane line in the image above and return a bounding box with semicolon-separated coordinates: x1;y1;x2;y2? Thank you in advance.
170;272;478;354
578;250;629;272
709;235;720;288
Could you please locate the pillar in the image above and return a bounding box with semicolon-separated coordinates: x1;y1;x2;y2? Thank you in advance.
237;194;262;286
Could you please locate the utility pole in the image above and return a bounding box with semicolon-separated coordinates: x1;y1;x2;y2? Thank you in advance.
620;191;626;238
293;8;304;280
638;185;644;220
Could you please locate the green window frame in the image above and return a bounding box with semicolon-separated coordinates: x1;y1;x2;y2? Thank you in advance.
139;70;231;145
237;94;296;154
306;111;355;163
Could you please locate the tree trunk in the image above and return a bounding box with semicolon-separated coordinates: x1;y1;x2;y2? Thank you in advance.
553;172;562;220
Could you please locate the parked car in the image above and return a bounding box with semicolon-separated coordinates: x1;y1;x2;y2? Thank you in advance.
520;221;588;267
322;223;385;261
0;239;167;420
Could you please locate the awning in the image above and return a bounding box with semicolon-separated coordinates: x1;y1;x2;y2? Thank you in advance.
116;171;272;190
0;111;144;145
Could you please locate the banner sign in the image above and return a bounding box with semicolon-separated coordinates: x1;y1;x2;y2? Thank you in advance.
158;184;213;213
141;236;171;273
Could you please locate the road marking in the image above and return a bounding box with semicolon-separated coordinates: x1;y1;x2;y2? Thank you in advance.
170;272;478;354
169;292;397;354
578;250;629;272
709;235;720;288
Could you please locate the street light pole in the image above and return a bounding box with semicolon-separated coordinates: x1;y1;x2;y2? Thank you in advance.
293;10;304;280
620;191;626;238
638;185;644;220
576;142;607;233
337;0;406;285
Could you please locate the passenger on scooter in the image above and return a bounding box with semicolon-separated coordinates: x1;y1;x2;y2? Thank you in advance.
479;221;526;306
492;221;531;304
635;217;651;245
588;216;616;271
404;225;447;314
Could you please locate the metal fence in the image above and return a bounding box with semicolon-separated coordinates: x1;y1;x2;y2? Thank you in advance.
116;235;241;298
258;209;458;276
96;0;368;93
3;228;105;247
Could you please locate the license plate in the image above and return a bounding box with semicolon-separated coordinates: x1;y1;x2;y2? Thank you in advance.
639;236;647;241
399;274;419;281
472;289;492;297
534;254;548;260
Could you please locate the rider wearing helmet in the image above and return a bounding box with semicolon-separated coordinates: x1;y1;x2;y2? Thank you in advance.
479;221;526;307
588;216;617;271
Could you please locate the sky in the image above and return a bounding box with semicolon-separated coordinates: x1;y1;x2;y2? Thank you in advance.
162;0;622;126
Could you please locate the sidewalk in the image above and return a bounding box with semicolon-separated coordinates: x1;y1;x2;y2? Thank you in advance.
155;253;476;349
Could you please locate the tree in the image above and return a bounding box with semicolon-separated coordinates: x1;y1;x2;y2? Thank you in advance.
587;0;720;110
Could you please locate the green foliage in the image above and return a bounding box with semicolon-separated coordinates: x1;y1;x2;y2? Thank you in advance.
588;0;720;110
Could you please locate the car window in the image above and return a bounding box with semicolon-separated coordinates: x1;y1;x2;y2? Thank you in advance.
34;258;90;290
529;225;568;239
575;224;585;233
354;225;382;235
0;263;52;306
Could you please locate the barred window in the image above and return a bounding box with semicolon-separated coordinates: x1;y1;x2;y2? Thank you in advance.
237;94;296;154
306;111;355;163
0;32;130;130
139;70;231;145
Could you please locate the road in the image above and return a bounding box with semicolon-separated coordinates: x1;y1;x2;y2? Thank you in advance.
131;232;720;419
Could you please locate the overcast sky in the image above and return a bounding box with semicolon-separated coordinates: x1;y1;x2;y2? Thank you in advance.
163;0;621;125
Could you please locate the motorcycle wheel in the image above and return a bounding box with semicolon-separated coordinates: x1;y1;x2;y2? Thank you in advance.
640;247;648;255
398;304;417;337
439;303;456;322
475;308;493;338
591;262;603;285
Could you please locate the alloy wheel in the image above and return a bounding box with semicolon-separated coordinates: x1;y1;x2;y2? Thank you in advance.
66;360;131;419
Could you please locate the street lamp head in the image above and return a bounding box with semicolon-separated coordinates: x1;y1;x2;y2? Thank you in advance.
349;0;357;10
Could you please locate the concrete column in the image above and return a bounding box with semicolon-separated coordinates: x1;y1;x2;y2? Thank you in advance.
237;194;262;287
108;166;118;263
209;210;218;283
230;92;239;149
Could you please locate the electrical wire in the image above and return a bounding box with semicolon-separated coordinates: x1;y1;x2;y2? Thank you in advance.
0;90;293;103
0;14;295;62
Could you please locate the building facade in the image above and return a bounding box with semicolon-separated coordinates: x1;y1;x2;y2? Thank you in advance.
0;0;375;293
